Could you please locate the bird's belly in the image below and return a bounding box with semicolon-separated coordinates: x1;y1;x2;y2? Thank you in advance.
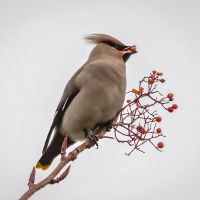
60;86;125;141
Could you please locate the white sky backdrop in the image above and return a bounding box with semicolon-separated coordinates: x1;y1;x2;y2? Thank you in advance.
0;0;200;199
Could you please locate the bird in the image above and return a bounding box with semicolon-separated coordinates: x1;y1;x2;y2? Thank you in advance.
36;34;137;170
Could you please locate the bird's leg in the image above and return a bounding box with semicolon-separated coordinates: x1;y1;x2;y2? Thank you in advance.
61;136;68;157
84;128;99;149
105;121;113;132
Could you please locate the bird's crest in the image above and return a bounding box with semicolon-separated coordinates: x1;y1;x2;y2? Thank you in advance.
85;34;127;50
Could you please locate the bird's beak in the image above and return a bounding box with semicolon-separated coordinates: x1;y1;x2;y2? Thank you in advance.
129;46;137;54
123;45;137;54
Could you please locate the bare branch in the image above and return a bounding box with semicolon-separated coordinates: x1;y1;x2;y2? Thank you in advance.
19;70;178;200
19;127;110;200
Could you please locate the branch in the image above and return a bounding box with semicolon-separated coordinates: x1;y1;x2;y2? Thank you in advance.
19;70;178;199
19;128;109;200
113;70;178;155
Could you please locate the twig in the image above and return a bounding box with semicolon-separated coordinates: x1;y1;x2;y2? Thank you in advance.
19;70;178;200
19;129;108;200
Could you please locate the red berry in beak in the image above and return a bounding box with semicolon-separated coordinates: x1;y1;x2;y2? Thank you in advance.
130;46;137;53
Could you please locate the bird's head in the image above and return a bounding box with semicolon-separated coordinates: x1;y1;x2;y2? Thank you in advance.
85;33;137;62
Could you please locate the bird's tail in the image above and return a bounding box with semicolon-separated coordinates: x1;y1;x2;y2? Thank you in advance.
36;132;74;170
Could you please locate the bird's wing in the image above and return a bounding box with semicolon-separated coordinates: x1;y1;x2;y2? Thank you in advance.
42;66;84;153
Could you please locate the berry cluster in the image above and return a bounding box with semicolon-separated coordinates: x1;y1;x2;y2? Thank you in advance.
113;70;178;155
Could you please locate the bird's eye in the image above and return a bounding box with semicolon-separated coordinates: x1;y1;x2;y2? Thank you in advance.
112;45;126;51
112;45;120;50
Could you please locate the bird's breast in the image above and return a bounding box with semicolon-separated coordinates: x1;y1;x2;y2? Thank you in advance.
60;58;126;141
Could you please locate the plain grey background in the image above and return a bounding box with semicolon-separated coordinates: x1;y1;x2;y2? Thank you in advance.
0;0;200;199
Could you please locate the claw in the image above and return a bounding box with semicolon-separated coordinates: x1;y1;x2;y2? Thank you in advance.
105;122;113;132
84;129;99;148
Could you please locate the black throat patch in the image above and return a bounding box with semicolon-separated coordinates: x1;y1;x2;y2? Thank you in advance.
123;53;131;62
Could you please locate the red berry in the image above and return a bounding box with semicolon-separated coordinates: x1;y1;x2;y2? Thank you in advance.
130;46;137;53
155;116;162;122
127;99;131;104
167;107;174;113
140;128;146;134
157;142;164;149
136;126;141;132
136;126;146;134
156;128;162;133
167;93;174;99
172;104;178;109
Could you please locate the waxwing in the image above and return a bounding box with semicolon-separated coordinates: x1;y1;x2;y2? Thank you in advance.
36;34;137;170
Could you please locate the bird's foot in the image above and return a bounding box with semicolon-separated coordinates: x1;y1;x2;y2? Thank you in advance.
84;129;99;149
105;122;113;132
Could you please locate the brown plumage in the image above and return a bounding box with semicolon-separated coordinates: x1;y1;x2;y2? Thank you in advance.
36;34;137;170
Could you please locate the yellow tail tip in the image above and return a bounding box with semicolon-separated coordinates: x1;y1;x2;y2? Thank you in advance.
36;162;50;170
